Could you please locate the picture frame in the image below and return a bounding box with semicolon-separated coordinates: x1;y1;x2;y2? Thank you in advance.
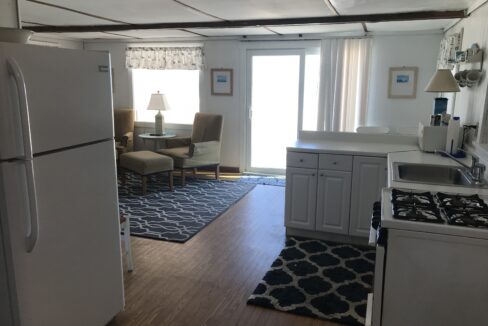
211;68;233;96
388;67;418;99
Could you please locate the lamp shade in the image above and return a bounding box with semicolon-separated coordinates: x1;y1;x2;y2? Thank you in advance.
147;91;170;111
424;69;460;92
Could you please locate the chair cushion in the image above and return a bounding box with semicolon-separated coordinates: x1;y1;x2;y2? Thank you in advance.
120;151;173;175
157;147;190;168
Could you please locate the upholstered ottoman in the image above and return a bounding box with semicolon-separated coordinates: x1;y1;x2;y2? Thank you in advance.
119;151;174;195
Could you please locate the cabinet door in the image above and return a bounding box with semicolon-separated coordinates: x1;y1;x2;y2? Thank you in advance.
315;170;352;234
285;167;317;230
349;156;387;237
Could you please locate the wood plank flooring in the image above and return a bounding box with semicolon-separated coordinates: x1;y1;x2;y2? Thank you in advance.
109;185;340;326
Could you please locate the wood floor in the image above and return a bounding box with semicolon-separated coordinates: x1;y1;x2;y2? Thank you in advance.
109;185;340;326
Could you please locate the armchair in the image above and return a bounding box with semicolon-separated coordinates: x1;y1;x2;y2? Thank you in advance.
157;113;223;185
114;108;135;159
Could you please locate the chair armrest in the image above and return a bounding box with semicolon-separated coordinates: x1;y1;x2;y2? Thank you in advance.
166;137;191;148
120;131;134;149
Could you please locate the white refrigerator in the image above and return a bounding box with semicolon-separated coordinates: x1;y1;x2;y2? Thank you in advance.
0;43;124;326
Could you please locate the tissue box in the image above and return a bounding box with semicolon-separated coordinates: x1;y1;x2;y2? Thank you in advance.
418;123;448;152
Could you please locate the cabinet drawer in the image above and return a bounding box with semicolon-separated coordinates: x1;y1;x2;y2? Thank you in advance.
287;152;318;169
319;154;353;171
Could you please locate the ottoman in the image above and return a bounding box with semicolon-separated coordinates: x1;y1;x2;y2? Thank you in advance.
119;151;174;195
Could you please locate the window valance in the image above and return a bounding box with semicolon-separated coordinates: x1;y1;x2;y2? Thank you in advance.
126;47;204;70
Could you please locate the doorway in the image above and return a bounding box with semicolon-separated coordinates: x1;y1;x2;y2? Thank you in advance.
246;49;305;174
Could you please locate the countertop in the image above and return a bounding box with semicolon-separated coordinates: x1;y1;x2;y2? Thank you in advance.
288;140;419;157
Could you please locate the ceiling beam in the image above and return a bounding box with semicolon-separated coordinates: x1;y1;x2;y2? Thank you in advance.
26;10;466;33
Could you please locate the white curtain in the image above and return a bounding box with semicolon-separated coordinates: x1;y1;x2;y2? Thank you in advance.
126;47;204;70
317;38;371;132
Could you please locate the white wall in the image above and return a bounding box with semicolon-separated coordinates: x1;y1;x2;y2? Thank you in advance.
366;33;442;133
85;33;444;169
83;43;133;108
445;3;488;144
85;34;441;169
201;40;242;167
0;0;19;28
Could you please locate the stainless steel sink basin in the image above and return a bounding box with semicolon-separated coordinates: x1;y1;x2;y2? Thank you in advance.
392;163;488;188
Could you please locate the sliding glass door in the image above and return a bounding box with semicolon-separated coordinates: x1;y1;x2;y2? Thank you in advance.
245;48;319;173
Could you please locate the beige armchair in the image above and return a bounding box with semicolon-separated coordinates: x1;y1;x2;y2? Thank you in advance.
157;113;223;185
114;108;135;159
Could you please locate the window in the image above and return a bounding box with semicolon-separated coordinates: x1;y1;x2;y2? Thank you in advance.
132;69;200;124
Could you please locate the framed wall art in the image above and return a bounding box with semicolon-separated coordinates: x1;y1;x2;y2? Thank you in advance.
388;66;418;99
211;68;233;96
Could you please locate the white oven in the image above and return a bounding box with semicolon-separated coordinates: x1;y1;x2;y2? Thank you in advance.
370;187;488;326
368;199;387;326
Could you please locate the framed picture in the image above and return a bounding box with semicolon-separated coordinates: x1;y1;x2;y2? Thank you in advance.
388;67;418;99
211;68;233;96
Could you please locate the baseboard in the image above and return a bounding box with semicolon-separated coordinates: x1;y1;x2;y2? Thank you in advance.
286;227;369;246
199;166;240;173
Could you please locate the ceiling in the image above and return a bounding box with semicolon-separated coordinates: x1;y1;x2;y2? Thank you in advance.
19;0;478;40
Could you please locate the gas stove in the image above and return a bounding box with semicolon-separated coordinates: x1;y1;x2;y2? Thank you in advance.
390;188;488;229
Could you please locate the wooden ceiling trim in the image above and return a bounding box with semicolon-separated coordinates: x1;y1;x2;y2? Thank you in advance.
103;31;140;39
172;0;226;21
322;0;340;16
263;27;282;35
178;28;209;37
361;22;369;32
26;10;466;33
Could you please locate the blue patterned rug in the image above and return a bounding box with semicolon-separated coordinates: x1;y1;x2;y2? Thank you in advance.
248;237;375;325
238;174;285;187
118;173;255;242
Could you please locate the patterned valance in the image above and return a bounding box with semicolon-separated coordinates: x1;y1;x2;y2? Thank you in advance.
126;47;204;70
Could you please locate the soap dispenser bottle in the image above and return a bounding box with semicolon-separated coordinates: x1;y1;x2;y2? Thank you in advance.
445;116;461;155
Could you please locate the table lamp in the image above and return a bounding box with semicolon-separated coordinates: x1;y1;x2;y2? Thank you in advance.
147;91;170;135
424;69;460;115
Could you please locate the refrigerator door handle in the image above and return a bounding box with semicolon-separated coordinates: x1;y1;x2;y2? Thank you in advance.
24;160;40;252
6;58;34;160
7;58;40;253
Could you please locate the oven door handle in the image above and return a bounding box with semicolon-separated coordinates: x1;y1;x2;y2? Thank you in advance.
368;227;377;247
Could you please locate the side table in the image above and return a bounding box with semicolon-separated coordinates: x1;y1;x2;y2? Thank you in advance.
138;133;176;151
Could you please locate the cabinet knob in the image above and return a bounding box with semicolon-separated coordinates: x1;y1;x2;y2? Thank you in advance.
320;174;324;177
312;173;315;176
333;162;337;165
299;159;304;162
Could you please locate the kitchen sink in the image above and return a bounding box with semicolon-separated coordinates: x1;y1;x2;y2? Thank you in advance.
392;162;488;188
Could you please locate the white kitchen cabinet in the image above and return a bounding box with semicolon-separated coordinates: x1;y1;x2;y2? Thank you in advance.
285;149;387;239
349;156;387;237
285;167;317;230
315;170;352;234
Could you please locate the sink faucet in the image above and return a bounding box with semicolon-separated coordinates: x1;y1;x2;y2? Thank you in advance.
435;150;486;183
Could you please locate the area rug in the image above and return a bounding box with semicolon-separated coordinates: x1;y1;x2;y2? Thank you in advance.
238;173;286;187
247;237;375;326
118;173;255;242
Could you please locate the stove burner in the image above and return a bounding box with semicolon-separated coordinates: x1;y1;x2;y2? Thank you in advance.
389;188;488;229
444;208;488;228
393;204;443;224
436;192;487;210
392;189;435;206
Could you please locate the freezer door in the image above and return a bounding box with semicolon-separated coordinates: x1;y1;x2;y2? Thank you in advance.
0;140;124;326
0;43;114;160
